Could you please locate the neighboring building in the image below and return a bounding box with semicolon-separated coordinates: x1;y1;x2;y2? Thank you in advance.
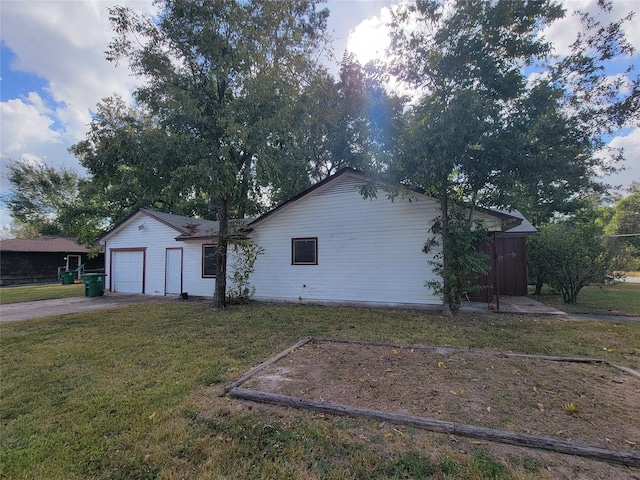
0;236;103;286
98;169;533;308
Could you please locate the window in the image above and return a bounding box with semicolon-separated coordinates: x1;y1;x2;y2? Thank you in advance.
292;237;317;265
202;245;218;277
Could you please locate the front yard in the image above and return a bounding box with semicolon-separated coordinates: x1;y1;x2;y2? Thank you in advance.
533;282;640;317
1;301;639;479
0;282;84;304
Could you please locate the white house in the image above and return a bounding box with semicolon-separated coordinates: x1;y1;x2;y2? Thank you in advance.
98;169;526;307
248;168;515;307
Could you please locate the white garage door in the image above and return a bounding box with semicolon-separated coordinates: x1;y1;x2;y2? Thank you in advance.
112;250;144;293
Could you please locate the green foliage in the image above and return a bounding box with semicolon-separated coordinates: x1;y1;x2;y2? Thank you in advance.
266;54;405;205
70;95;212;224
227;239;264;303
424;206;490;314
1;159;80;238
605;187;640;245
388;0;638;220
527;219;627;304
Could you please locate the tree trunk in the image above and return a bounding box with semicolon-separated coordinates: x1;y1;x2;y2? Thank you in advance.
237;164;249;219
534;277;544;296
213;196;230;310
439;194;453;317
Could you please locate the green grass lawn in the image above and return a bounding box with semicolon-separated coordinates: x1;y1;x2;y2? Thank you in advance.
0;283;85;304
534;282;640;317
2;302;639;479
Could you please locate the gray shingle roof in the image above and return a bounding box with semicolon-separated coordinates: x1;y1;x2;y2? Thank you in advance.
0;236;88;253
139;209;221;239
496;209;537;234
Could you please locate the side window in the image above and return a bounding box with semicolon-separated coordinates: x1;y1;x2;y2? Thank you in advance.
202;245;217;277
292;238;317;265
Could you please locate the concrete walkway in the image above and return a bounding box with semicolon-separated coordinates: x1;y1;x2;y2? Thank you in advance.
0;293;174;323
461;295;567;316
461;295;640;321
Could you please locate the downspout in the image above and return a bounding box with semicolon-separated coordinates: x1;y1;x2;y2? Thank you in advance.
103;240;109;292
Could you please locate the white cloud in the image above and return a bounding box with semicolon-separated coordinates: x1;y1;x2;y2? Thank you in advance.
606;128;640;194
0;0;154;142
0;95;62;155
346;7;393;66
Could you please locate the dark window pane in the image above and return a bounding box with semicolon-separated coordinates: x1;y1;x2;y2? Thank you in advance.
203;245;217;276
293;238;316;264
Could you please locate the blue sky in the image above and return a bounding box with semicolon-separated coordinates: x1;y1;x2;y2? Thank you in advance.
1;0;638;233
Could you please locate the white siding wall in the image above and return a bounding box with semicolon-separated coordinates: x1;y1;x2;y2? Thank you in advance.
250;174;443;307
104;212;219;297
180;240;217;297
104;213;176;295
105;213;244;297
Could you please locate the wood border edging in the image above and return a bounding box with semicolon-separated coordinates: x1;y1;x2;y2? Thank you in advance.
224;337;640;467
223;336;313;393
228;386;640;468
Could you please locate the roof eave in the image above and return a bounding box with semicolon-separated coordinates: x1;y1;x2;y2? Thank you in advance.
249;168;364;228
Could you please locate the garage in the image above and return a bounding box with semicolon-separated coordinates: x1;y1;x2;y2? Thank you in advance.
111;249;145;293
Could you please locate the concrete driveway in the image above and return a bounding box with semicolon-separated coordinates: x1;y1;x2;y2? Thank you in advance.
0;293;175;323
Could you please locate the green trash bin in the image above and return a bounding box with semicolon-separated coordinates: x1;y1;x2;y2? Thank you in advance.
60;271;75;285
82;273;107;297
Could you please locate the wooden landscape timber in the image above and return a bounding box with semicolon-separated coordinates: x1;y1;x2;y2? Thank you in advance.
226;337;640;467
228;386;640;468
223;336;313;393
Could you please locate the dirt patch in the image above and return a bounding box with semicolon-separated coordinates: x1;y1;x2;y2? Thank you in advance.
238;339;640;458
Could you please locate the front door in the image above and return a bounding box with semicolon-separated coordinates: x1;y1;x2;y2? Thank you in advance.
165;248;183;295
66;255;82;279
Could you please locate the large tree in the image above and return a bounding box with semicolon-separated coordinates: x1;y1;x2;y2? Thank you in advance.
386;0;638;313
71;95;214;223
106;0;329;308
387;0;565;313
1;158;80;238
297;51;405;185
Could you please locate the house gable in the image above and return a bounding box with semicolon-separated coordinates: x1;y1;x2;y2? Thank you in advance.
250;168;523;233
98;209;220;244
